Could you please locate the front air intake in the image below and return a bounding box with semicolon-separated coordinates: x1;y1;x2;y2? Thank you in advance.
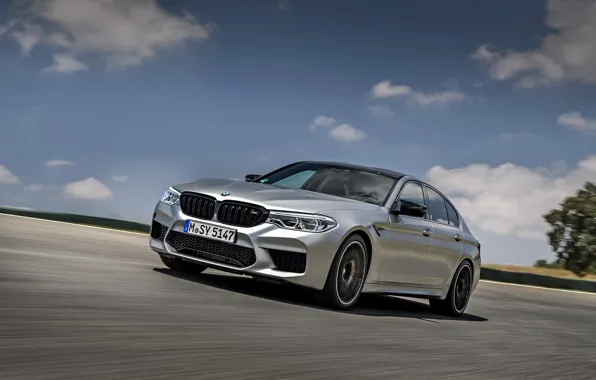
150;220;168;241
167;230;256;268
269;249;307;273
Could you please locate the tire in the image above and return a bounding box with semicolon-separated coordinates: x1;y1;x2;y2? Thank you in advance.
160;254;207;274
429;260;473;317
320;234;369;311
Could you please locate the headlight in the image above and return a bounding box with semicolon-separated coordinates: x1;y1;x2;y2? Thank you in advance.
266;211;337;233
160;187;180;205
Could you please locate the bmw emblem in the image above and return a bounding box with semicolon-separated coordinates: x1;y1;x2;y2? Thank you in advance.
221;191;231;196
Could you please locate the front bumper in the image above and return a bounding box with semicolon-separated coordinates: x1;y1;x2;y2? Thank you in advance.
149;201;343;290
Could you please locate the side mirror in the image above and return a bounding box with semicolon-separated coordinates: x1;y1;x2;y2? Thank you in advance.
391;199;427;218
245;174;261;182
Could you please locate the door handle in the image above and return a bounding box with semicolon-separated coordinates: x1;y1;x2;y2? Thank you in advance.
454;234;461;241
422;228;432;237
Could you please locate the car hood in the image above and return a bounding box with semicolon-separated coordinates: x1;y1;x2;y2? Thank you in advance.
173;178;381;214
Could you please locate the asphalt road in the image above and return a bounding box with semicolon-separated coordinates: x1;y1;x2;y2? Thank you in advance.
1;214;596;380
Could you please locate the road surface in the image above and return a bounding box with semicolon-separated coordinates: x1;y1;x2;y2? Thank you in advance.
1;214;595;379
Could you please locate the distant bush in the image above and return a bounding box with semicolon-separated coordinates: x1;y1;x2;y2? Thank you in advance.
534;259;563;269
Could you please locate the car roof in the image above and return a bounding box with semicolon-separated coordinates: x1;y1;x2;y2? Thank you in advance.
299;160;408;180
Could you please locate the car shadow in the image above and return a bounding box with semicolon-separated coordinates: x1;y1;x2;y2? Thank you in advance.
153;268;488;323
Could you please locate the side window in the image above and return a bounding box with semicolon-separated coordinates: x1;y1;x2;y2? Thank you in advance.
398;181;425;207
445;200;460;227
425;186;449;224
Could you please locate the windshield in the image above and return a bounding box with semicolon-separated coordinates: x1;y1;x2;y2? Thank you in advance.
256;162;397;206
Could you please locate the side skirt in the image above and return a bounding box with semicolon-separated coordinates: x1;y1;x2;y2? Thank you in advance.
362;282;445;299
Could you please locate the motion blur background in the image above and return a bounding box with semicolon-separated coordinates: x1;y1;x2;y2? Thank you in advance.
1;0;595;267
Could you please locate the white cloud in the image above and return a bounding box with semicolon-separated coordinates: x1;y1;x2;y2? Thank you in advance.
370;80;465;106
43;53;88;73
409;91;466;106
5;0;215;72
63;178;113;201
471;45;497;62
425;155;596;240
309;116;366;142
45;159;73;167
557;111;596;134
328;124;366;142
0;165;20;185
24;184;42;192
310;115;337;131
111;175;128;182
10;23;44;56
472;0;596;88
371;81;413;99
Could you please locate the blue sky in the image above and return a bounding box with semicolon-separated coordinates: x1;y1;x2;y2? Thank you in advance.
0;0;595;265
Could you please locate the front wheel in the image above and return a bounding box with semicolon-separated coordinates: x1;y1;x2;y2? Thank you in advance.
320;235;368;310
429;260;473;317
160;254;207;274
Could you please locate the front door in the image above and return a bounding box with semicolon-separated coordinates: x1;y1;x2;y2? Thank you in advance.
378;181;435;286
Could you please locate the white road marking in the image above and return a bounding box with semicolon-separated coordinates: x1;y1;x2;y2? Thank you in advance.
3;212;596;296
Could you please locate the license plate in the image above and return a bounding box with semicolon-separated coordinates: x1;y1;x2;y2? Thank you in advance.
183;220;237;243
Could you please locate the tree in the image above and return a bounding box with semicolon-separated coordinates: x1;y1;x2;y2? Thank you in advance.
543;181;596;277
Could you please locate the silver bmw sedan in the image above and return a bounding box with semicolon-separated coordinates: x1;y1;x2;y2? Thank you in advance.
149;160;481;317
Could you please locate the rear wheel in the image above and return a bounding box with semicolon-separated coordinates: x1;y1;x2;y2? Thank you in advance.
160;255;207;274
320;235;368;310
429;260;473;317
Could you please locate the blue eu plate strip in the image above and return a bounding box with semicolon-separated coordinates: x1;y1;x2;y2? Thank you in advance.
183;220;190;232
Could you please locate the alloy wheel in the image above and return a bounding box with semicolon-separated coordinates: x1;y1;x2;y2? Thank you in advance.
335;241;367;306
453;265;472;313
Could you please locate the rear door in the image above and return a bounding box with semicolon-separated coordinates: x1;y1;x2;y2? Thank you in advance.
379;180;435;286
424;185;463;287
